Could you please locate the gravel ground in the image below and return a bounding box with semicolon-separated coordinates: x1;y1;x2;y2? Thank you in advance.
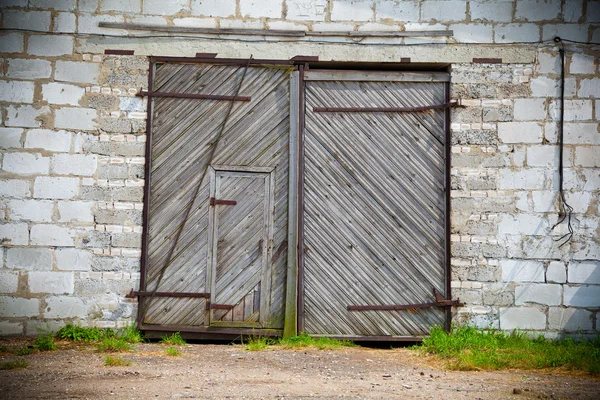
1;340;598;399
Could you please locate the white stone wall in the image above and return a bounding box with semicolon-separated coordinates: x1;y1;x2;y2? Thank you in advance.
0;1;598;336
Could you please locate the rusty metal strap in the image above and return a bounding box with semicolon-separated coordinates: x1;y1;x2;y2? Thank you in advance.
347;288;463;311
138;90;251;102
127;290;210;299
313;100;458;113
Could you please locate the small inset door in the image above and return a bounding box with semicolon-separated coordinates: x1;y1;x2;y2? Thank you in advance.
207;166;275;327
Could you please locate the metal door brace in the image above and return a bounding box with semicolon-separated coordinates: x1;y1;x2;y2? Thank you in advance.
209;197;237;206
347;288;463;311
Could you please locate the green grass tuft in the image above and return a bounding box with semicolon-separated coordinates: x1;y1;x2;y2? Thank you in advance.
104;355;131;366
416;325;600;374
96;337;133;353
15;347;32;356
160;332;186;346
57;324;107;342
279;332;356;350
0;360;29;370
34;332;57;351
118;324;144;344
165;346;181;357
244;336;274;351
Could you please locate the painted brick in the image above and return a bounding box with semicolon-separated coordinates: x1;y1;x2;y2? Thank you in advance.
564;123;600;144
29;0;76;11
563;285;600;307
470;0;512;22
578;78;600;98
500;307;546;330
55;61;100;84
501;259;545;282
574;147;600;167
0;297;40;318
7;199;54;222
421;0;466;22
498;214;548;236
28;271;74;294
547;261;567;283
53;12;77;33
2;152;50;175
513;99;545;121
548;307;593;331
25;129;72;152
498;122;543;143
27;35;73;56
191;0;236;17
531;191;557;212
331;0;373;21
55;248;92;271
30;224;74;246
57;201;94;223
0;80;35;103
142;0;189;15
52;154;98;176
42;83;85;106
0;179;31;198
5;105;51;128
44;296;88;318
0;128;23;149
376;0;419;21
34;177;79;199
54;108;97;131
6;248;52;270
498;169;546;190
515;283;562;306
2;10;51;31
6;58;52;80
0;272;19;294
568;262;600;284
99;0;140;13
494;23;540;43
0;33;25;53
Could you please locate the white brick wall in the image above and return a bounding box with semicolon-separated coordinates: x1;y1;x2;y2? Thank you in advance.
6;248;53;270
0;80;35;103
2;152;50;175
0;297;40;318
7;199;54;222
55;248;92;271
500;306;546;330
44;296;87;318
52;154;98;176
6;58;52;79
25;129;72;152
30;224;75;246
42;83;85;106
500;259;545;282
54;108;97;131
28;272;74;294
191;0;236;18
27;35;73;56
34;177;79;199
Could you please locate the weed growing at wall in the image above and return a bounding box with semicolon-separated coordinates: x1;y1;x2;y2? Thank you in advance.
417;325;600;374
96;337;134;353
34;332;57;351
104;355;132;366
160;332;186;346
57;324;144;344
165;347;181;357
243;332;356;351
0;360;29;370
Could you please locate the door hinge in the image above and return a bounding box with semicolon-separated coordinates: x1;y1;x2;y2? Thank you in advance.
210;197;237;206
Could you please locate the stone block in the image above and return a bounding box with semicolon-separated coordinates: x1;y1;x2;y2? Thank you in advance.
482;283;514;306
78;0;98;11
550;100;593;121
77;14;126;35
172;17;218;28
530;76;560;97
25;129;72;152
568;262;600;284
5;105;52;128
7;199;53;222
563;123;600;144
547;261;566;283
0;272;19;294
2;10;51;31
470;0;512;22
29;0;76;11
448;24;494;43
27;35;73;56
498;168;546;190
28;271;74;294
98;164;129;179
421;0;466;22
2;152;50;175
498;214;548;236
54;108;96;131
99;0;140;13
515;283;562;306
25;320;66;336
564;192;593;214
142;0;189;15
0;321;24;336
111;233;142;248
34;176;79;199
578;78;600;98
563;285;600;307
494;23;540;43
0;33;25;53
52;154;97;176
544;23;589;44
55;248;92;271
53;12;77;33
501;259;545;282
0;80;35;103
515;0;561;21
30;224;74;246
44;296;87;318
85;141;146;157
500;306;546;330
57;201;94;223
87;95;119;111
95;209;142;225
0;297;40;318
513;99;545;121
55;61;100;84
574;147;600;167
6;58;52;79
498;122;542;143
105;73;148;88
564;0;584;22
191;0;236;17
548;307;593;332
531;191;557;212
6;248;52;270
91;255;139;272
42;83;85;106
570;52;596;74
588;0;600;22
331;0;373;21
535;51;560;74
0;179;30;198
0;128;23;149
527;145;560;168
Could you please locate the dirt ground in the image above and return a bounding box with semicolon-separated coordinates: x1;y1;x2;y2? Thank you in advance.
1;339;599;400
